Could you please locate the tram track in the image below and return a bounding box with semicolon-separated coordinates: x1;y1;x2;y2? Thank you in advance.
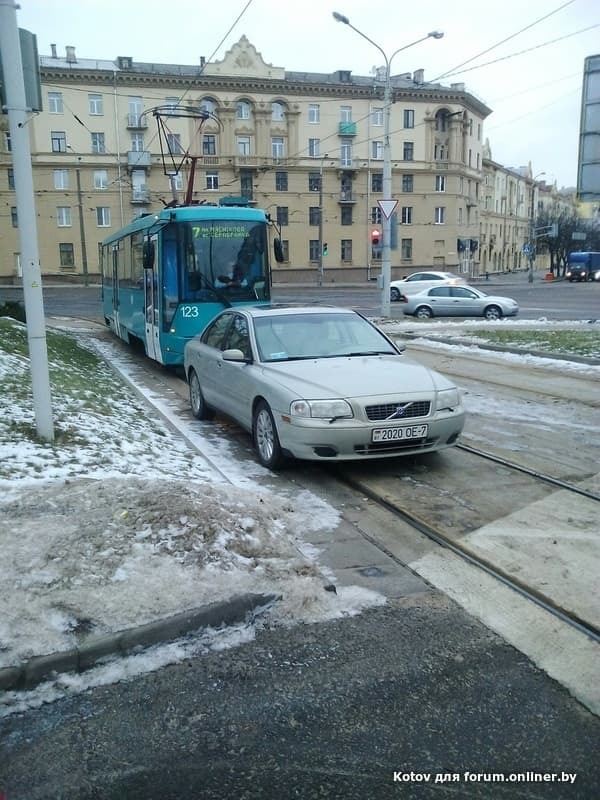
332;442;600;646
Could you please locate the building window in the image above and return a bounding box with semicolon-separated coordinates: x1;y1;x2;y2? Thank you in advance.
371;206;382;224
172;172;184;191
434;144;448;160
96;207;111;226
477;153;480;169
340;105;352;122
53;169;69;190
401;238;413;259
371;141;383;160
237;136;251;155
91;132;106;154
203;135;216;155
434;207;446;224
340;139;352;167
51;131;67;152
309;207;320;226
401;206;413;224
308;104;320;123
371;107;383;126
403;142;414;161
276;206;288;226
341;206;353;225
308;138;320;157
88;93;103;115
7;168;15;190
56;206;72;226
11;207;18;227
341;239;352;262
272;101;285;121
309;240;320;261
468;148;472;167
130;133;144;152
402;174;414;192
59;243;75;267
458;207;463;224
94;170;108;189
164;96;179;113
48;92;63;113
275;171;288;191
272;137;285;159
370;173;382;193
403;109;415;128
435;174;446;192
308;173;320;192
200;97;216;115
167;133;183;154
236;100;251;119
206;172;219;190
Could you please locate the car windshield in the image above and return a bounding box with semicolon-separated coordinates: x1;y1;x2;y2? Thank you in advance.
253;312;397;362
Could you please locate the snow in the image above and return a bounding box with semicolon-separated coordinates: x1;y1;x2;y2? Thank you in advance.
1;314;598;717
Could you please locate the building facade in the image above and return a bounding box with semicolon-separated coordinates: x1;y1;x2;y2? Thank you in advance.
1;36;541;285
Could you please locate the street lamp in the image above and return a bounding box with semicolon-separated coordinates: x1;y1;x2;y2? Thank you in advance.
528;171;545;284
333;12;443;316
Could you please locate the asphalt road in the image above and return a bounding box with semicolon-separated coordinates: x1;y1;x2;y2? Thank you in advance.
1;275;599;322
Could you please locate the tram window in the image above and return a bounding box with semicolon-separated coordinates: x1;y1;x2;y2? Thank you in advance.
131;232;144;287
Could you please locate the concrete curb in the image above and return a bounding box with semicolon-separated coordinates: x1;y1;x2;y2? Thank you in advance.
0;592;279;693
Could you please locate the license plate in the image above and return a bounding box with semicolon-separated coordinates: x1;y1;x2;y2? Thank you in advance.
372;424;428;442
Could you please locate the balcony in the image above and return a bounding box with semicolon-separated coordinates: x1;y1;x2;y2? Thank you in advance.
338;122;357;136
131;189;151;204
127;150;152;168
126;114;148;129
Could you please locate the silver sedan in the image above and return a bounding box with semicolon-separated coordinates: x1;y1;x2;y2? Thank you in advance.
184;305;465;470
401;285;519;319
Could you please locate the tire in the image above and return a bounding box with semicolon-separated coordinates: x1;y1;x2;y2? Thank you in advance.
188;369;215;420
415;306;433;319
484;305;502;320
253;400;285;470
390;287;401;302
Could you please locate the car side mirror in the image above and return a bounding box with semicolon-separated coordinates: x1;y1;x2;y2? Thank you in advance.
273;238;285;264
222;348;249;362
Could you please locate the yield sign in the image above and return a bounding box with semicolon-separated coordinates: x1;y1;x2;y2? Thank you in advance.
377;199;398;219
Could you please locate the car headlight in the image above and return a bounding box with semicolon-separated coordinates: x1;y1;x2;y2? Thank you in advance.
435;388;460;411
290;399;353;419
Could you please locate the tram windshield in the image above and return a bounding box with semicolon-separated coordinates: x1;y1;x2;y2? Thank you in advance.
175;219;270;304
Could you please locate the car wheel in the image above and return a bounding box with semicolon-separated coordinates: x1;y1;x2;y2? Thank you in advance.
415;306;433;319
253;400;285;470
390;287;401;302
484;305;502;320
188;369;215;420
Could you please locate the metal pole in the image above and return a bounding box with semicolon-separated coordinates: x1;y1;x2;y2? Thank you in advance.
528;184;535;283
381;66;392;316
318;159;324;286
75;167;89;286
0;0;54;440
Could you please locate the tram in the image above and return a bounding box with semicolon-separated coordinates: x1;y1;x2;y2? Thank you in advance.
101;202;283;366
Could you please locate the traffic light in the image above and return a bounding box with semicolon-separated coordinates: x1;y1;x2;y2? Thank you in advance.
371;228;381;246
322;242;328;256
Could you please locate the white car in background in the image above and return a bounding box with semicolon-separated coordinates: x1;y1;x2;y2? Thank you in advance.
390;271;466;302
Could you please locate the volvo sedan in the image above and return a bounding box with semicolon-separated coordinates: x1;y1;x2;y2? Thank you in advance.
401;286;519;319
184;305;465;470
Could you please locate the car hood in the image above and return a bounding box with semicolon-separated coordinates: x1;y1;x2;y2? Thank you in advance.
260;355;452;398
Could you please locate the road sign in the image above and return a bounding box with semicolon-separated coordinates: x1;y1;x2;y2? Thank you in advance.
522;244;532;255
377;199;398;219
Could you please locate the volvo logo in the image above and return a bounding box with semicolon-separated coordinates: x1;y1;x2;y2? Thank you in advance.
386;402;414;420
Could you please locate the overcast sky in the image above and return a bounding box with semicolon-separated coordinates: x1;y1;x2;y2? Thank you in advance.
15;0;600;188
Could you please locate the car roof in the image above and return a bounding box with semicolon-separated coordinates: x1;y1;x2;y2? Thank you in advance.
234;304;357;319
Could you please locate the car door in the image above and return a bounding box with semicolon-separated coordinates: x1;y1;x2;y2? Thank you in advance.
219;313;255;428
450;286;482;316
427;286;453;314
196;312;235;409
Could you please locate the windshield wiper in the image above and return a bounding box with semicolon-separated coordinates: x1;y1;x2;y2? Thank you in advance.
343;350;394;357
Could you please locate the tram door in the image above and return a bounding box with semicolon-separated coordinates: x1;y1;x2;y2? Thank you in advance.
144;235;163;363
111;244;121;338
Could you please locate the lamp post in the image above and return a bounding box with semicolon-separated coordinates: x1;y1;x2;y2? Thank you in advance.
528;171;545;284
333;12;443;316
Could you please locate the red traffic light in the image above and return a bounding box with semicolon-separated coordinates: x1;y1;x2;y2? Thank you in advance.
371;228;381;245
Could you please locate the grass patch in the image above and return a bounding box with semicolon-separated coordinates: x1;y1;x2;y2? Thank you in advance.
461;329;600;359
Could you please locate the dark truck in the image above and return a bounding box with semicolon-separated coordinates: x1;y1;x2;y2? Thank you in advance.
566;252;600;282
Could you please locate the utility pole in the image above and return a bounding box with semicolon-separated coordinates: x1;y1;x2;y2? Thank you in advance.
0;0;54;441
317;154;327;286
75;165;89;286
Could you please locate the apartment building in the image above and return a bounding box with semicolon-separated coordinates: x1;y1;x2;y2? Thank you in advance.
2;36;524;285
